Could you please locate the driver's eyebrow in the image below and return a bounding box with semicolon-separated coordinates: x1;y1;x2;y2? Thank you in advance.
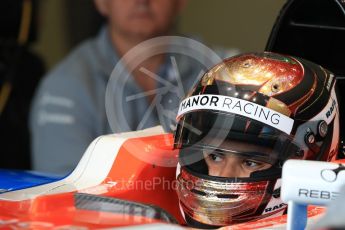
209;147;270;157
237;151;270;157
217;149;274;163
202;145;275;163
236;152;275;164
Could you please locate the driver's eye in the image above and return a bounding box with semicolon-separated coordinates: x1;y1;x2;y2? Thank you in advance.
242;159;266;170
243;160;259;167
208;153;224;162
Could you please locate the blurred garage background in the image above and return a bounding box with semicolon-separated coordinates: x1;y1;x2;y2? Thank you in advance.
34;0;286;69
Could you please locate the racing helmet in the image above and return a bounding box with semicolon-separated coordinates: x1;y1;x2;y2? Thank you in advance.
174;52;340;228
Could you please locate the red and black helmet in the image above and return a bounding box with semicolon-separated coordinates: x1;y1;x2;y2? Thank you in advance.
174;52;340;228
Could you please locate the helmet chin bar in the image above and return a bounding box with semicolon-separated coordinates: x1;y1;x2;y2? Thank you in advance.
177;166;280;227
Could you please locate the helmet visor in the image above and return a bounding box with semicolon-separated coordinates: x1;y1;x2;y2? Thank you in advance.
174;110;305;177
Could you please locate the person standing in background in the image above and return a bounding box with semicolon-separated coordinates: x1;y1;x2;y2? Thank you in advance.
30;0;237;175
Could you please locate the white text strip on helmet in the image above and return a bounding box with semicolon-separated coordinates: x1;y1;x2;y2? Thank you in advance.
177;94;294;135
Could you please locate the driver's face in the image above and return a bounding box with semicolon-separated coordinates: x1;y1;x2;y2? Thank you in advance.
203;140;272;178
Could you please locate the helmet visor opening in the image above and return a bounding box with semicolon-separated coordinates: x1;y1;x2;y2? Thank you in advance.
175;111;303;179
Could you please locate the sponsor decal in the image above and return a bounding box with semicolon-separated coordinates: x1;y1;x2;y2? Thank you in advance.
298;188;340;200
326;99;337;119
326;74;334;91
264;203;287;213
177;94;294;134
